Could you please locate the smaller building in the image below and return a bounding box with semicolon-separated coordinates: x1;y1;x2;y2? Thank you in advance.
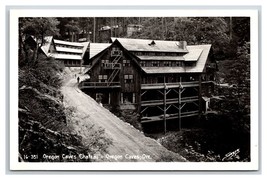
26;36;90;67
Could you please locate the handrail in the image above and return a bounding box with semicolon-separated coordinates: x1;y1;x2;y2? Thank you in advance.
141;96;199;105
103;63;121;69
141;81;199;87
79;81;121;88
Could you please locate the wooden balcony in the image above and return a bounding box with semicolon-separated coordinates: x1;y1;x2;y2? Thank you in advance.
141;81;199;90
141;96;199;107
141;110;199;123
79;82;121;89
103;63;121;70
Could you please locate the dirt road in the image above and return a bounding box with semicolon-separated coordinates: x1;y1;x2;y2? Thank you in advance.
61;69;186;162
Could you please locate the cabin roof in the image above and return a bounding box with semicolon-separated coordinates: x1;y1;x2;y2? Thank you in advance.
39;36;54;56
89;43;111;59
56;46;83;54
53;39;85;47
110;37;188;53
185;44;211;73
52;54;83;60
141;44;211;74
39;37;89;60
183;48;203;61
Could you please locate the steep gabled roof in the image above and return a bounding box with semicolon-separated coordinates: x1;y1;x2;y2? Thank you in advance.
110;37;188;53
40;36;54;56
88;39;142;72
89;43;111;59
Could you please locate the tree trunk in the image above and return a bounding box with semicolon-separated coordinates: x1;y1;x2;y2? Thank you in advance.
33;41;39;62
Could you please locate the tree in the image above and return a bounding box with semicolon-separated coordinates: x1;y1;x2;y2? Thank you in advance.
20;17;59;62
131;17;230;59
219;42;250;142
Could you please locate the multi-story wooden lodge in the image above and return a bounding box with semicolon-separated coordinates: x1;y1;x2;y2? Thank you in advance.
80;37;216;129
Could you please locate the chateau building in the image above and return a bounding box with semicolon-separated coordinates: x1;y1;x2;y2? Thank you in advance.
79;37;216;129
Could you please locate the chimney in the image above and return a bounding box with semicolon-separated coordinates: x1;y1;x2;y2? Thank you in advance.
180;41;187;49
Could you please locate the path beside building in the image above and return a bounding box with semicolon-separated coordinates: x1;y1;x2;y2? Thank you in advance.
61;68;186;162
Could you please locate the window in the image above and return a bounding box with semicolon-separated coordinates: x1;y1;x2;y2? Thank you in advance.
98;75;108;82
112;47;120;51
111;47;122;56
137;52;142;56
123;60;131;67
121;92;135;104
163;61;172;67
174;61;183;67
124;74;134;83
101;60;109;67
140;61;146;67
152;61;159;67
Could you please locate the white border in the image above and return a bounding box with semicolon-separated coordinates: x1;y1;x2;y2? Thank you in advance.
9;9;259;171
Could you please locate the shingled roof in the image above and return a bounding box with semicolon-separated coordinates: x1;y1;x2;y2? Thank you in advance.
38;37;89;61
111;37;188;53
89;43;111;59
141;44;211;74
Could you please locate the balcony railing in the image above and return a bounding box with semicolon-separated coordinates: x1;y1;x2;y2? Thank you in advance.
141;96;199;106
79;81;121;89
103;63;121;69
141;81;199;89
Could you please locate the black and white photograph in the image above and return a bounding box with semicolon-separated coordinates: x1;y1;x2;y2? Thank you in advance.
9;8;259;171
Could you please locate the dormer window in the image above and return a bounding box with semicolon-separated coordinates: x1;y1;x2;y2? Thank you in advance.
148;40;156;46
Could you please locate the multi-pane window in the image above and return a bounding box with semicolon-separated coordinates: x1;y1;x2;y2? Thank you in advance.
101;60;109;67
124;74;134;83
111;47;121;56
98;75;108;82
112;47;120;51
163;61;172;67
151;61;160;67
123;60;131;67
140;61;146;67
174;61;183;67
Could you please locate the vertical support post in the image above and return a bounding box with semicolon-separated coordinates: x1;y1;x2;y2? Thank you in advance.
163;76;167;134
198;75;202;118
121;93;123;104
108;93;111;104
178;76;182;131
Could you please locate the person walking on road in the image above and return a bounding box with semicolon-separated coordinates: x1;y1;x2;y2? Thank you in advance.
77;76;80;83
